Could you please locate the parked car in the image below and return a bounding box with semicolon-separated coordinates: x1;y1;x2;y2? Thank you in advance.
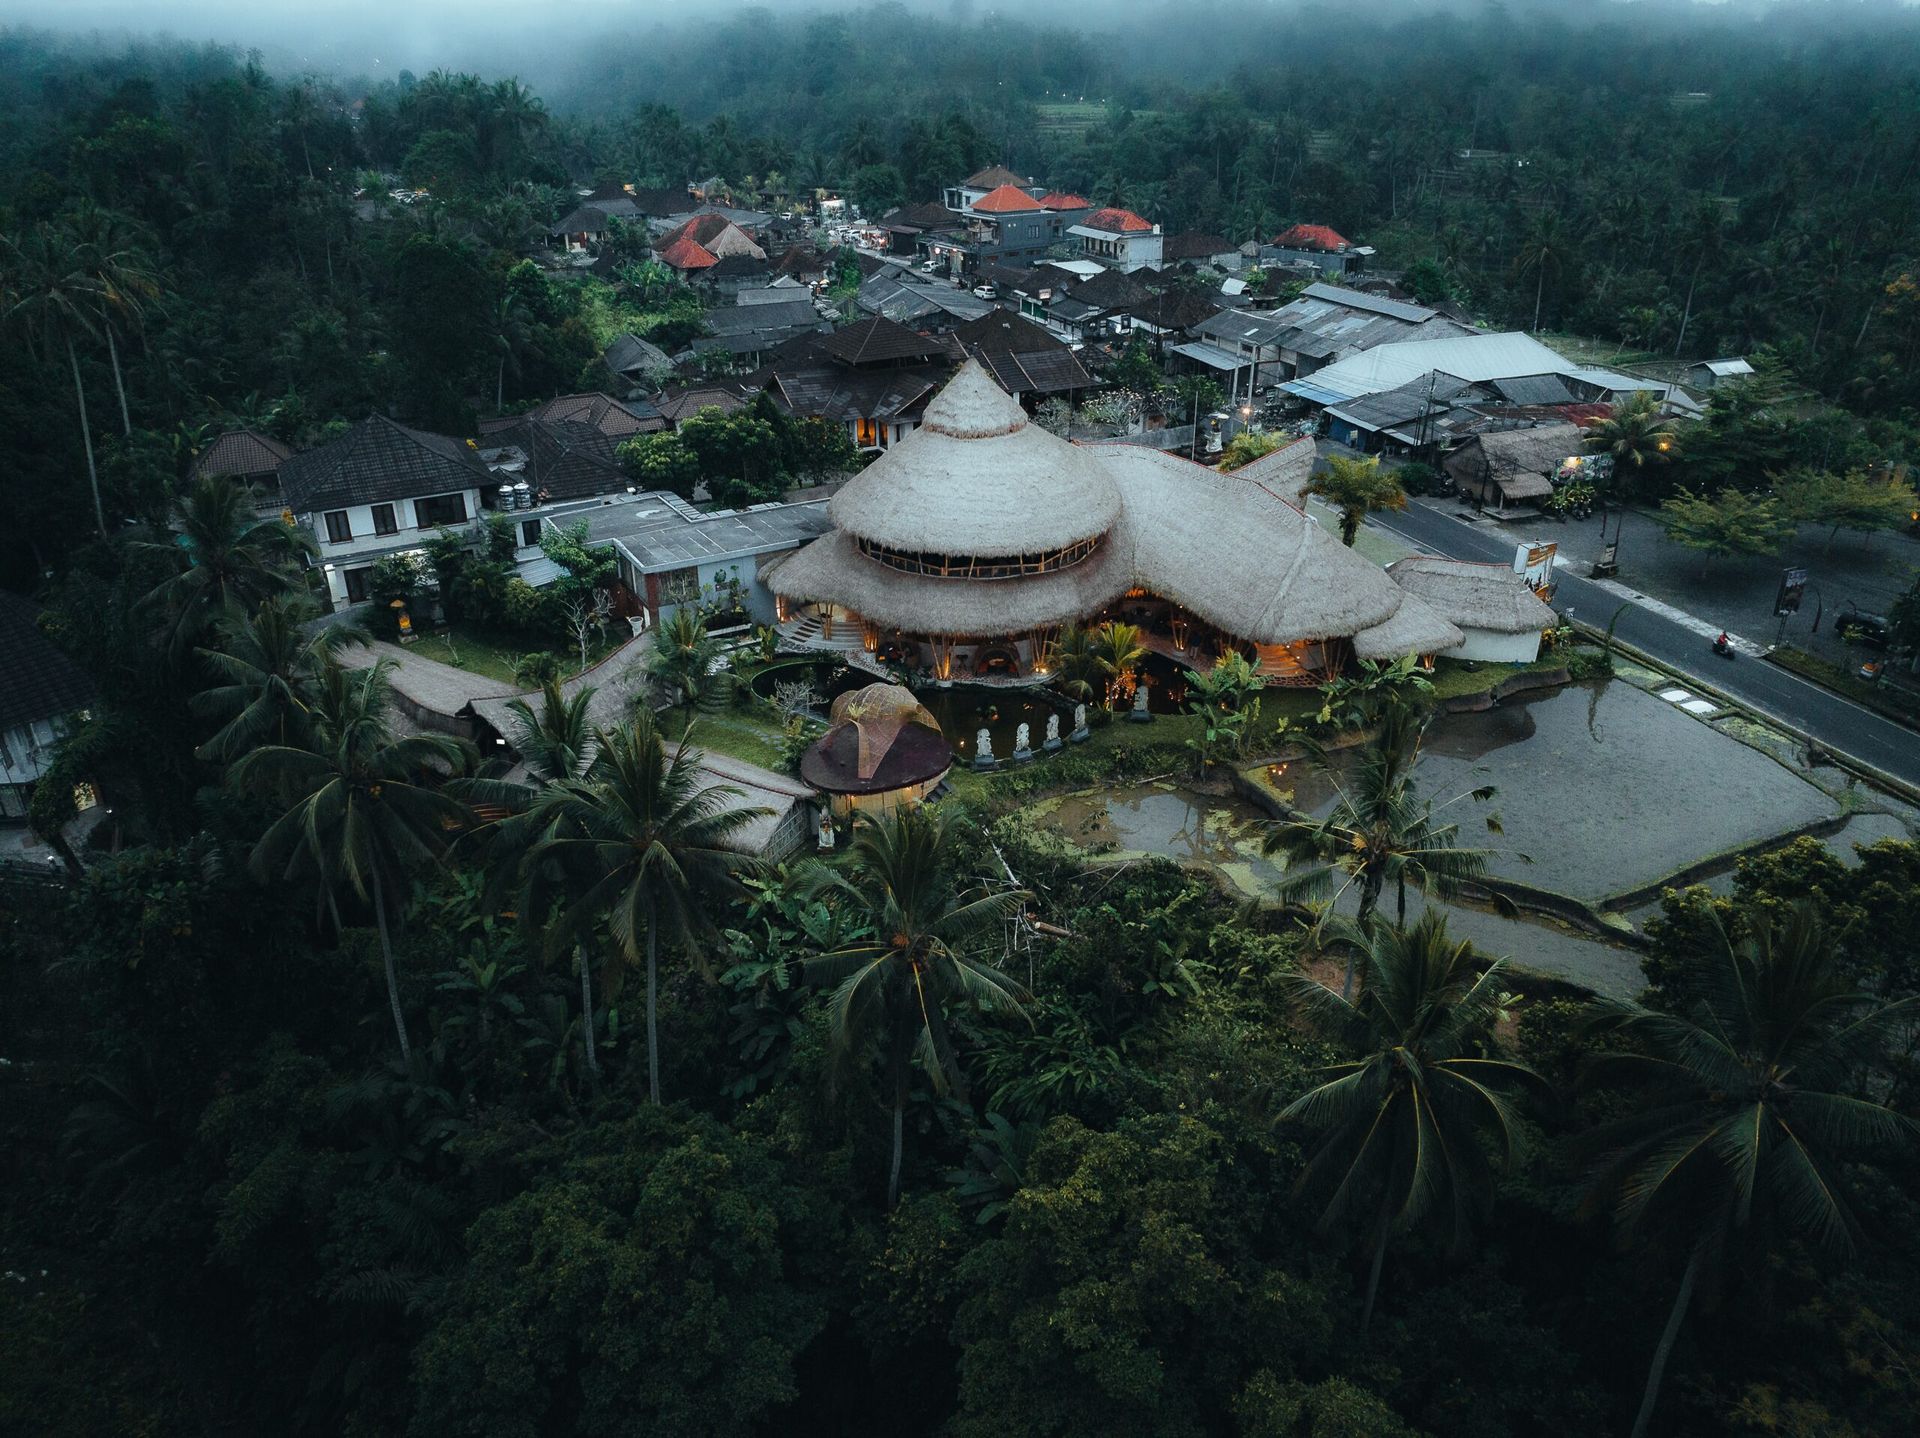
1834;604;1891;647
971;285;996;300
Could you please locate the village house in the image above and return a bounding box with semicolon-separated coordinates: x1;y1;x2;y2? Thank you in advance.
1255;284;1480;381
601;333;676;394
1264;223;1374;277
941;164;1032;214
1442;422;1589;512
276;415;495;610
1069;207;1165;273
693;296;829;367
1161;231;1242;271
1685;357;1755;390
878;200;963;257
856;269;996;331
0;592;95;822
763;316;954;452
564;488;834;629
515;391;664;440
1037;266;1155;344
191;428;294;515
925;184;1059;275
949;310;1096;402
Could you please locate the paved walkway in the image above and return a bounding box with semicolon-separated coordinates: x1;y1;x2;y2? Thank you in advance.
345;634;813;853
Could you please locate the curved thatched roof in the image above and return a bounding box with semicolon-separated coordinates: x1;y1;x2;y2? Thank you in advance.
802;682;951;794
1386;556;1557;635
827;360;1121;555
1352;591;1464;659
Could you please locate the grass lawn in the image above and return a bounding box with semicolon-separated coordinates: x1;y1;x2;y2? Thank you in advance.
660;703;797;773
409;624;624;688
1426;654;1570;702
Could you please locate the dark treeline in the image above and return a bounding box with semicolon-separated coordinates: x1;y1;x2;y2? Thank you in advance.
3;14;1920;1437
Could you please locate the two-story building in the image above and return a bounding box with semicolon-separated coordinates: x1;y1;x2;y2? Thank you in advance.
764;316;955;452
278;415;494;610
926;184;1059;275
1069;207;1164;273
942;164;1032;214
1266;224;1374;277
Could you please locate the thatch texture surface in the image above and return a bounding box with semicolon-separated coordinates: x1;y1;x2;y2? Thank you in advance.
1351;591;1464;658
775;364;1478;657
1228;434;1317;504
1386;556;1558;635
827;361;1121;553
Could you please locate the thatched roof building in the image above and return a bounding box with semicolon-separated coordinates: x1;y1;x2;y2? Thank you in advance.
800;684;951;815
1385;556;1555;662
1443;422;1583;509
771;361;1461;673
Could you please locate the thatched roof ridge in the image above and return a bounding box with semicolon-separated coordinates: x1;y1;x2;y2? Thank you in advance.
1230;434;1316;505
827;361;1121;554
1385;556;1558;635
1351;591;1463;659
1101;447;1406;645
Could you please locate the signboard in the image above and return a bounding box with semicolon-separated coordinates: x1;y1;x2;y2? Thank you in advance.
1774;567;1808;617
1514;541;1557;592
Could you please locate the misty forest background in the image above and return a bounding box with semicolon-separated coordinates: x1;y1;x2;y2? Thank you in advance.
4;5;1920;1438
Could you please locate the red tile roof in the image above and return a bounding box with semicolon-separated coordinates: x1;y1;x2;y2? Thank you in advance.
1273;223;1352;252
971;184;1043;214
1037;191;1090;210
1083;207;1154;233
659;236;719;271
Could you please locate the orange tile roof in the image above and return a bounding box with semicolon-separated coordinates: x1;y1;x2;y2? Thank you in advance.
1037;191;1090;210
658;236;719;271
1083;206;1154;233
1273;223;1352;252
971;183;1043;214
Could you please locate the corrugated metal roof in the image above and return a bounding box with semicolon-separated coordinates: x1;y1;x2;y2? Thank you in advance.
1287;332;1574;402
1168;341;1245;371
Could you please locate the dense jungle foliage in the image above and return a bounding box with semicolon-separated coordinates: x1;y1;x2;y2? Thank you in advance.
4;9;1920;1435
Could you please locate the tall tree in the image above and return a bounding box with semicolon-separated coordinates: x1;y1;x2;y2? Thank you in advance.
138;474;315;660
1306;455;1406;546
192;595;366;760
804;806;1030;1206
1264;704;1503;997
232;659;473;1064
2;222;112;537
1580;904;1918;1438
523;713;765;1103
64;202;162;438
1581;390;1677;501
1282;912;1542;1331
1513;212;1571;334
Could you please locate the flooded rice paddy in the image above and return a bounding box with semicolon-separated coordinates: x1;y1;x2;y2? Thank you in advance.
1029;679;1910;1000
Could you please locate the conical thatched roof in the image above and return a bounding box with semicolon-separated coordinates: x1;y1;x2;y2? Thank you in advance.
827;360;1121;555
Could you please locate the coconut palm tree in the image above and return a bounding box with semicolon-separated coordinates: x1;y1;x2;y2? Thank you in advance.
1579;903;1918;1438
521;713;766;1103
1513;212;1571;333
2;222;112;537
1049;623;1102;706
1282;912;1542;1332
1582;390;1677;502
645;606;722;708
232;659;473;1065
1264;705;1505;997
1090;620;1148;710
1306;454;1407;546
804;805;1030;1206
489;291;531;411
65;201;162;437
139;474;316;659
192;596;367;761
503;678;598;786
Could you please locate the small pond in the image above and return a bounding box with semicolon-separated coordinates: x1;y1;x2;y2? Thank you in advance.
752;659;1071;763
1032;781;1650;999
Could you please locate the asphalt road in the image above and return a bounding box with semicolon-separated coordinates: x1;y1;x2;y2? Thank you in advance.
1371;500;1920;792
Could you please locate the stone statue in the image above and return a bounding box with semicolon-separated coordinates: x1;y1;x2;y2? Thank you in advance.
973;727;996;771
1013;722;1033;762
1070;703;1090;742
1129;682;1154;723
1043;712;1063;751
816;811;836;851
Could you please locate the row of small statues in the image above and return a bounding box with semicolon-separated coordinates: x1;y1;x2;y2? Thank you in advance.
973;704;1094;770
